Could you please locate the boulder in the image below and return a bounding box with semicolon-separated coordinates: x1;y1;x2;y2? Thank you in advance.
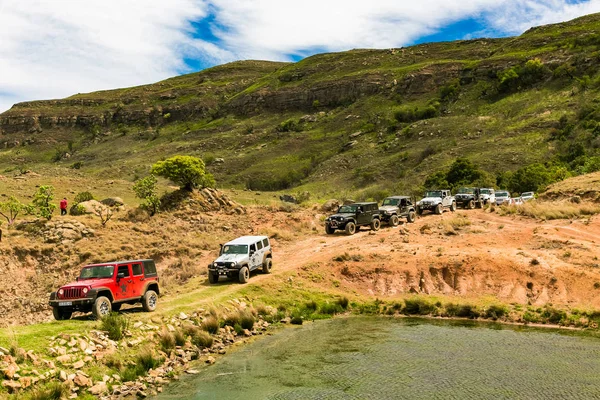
280;194;299;204
100;197;124;207
70;200;106;216
321;199;340;212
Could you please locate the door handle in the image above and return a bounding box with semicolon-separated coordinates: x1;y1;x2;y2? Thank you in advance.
127;280;133;283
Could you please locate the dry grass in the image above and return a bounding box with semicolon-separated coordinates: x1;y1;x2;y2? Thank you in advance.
500;201;600;220
441;215;471;235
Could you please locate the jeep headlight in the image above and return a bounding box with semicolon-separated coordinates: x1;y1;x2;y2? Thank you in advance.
229;262;236;267
82;287;89;295
382;210;389;215
58;288;64;296
213;262;218;267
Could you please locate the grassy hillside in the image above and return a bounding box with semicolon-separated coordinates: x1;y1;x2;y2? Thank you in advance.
2;14;600;199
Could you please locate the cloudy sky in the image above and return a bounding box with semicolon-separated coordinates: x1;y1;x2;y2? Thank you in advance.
1;0;599;112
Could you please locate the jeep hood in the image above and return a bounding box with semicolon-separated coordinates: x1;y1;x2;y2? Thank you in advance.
215;254;248;263
419;197;442;203
61;278;114;288
379;206;399;212
328;213;355;219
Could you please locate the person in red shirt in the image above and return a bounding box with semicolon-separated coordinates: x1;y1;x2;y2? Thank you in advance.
60;198;68;216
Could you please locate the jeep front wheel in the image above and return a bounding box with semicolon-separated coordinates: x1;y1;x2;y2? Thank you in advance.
52;307;72;321
239;266;250;283
142;290;158;312
262;258;272;274
435;204;443;215
92;296;112;319
208;273;219;284
407;211;416;223
370;218;381;231
468;200;475;209
390;215;399;226
450;202;457;212
345;222;356;235
325;224;335;235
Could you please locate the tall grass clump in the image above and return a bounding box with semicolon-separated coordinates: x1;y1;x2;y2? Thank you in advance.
336;297;350;309
223;312;241;328
27;382;67;400
101;312;129;341
239;311;255;330
484;305;508;320
190;330;214;349
201;316;220;334
304;300;318;311
403;298;437;315
158;328;176;352
320;302;343;315
501;201;600;220
122;348;163;382
173;330;186;347
445;303;480;319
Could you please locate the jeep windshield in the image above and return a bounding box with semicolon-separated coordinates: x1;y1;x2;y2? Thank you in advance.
425;191;442;198
480;189;493;194
337;205;358;213
457;188;475;194
222;245;248;255
496;191;509;197
79;265;115;279
382;198;399;206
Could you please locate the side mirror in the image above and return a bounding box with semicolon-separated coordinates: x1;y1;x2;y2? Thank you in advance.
76;277;80;282
117;272;125;280
250;250;255;256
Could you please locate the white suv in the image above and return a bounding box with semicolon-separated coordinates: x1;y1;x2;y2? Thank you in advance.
479;188;496;205
417;190;456;215
208;236;272;284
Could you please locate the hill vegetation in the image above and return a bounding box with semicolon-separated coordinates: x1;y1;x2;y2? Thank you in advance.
2;14;600;200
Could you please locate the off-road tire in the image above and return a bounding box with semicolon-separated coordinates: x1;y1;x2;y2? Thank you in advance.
345;222;356;235
416;208;423;216
208;273;219;284
390;215;399;226
111;303;122;312
262;258;272;274
239;266;250;283
92;296;112;319
370;218;381;231
468;200;475;209
435;204;443;215
52;307;72;321
142;290;158;312
450;202;457;212
325;224;335;234
407;211;416;223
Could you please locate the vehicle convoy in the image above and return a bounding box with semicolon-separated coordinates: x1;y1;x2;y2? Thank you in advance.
495;190;511;205
417;190;456;215
325;202;381;235
49;259;159;320
455;187;482;209
479;188;496;205
208;236;272;284
379;196;416;225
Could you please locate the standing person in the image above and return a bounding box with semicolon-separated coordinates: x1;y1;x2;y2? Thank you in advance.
60;198;68;216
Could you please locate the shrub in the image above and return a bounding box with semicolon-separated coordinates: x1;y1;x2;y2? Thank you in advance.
158;329;176;352
290;312;303;325
239;311;255;330
174;330;186;347
122;348;163;381
337;297;350;309
445;303;480;318
151;155;215;191
277;119;301;133
542;307;567;324
319;302;343;315
28;382;67;400
304;300;318;311
190;330;213;349
101;312;129;341
73;191;94;204
484;305;508;320
201;316;220;334
70;161;83;169
31;185;56;220
133;175;161;215
403;298;437;315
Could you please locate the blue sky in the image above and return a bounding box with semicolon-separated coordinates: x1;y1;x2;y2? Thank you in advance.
0;0;599;113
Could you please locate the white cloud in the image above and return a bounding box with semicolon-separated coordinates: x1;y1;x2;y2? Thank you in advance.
1;0;600;113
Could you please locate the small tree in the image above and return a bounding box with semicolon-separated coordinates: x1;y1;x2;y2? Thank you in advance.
150;155;215;191
133;175;161;215
0;196;26;225
31;185;56;220
74;191;94;204
93;204;113;227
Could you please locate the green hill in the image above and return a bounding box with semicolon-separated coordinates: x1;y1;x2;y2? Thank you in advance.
2;13;600;198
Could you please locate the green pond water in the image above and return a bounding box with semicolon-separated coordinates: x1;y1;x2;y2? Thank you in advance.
153;317;600;399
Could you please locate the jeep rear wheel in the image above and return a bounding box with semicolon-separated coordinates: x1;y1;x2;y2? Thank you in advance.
390;215;399;226
407;211;416;223
239;266;250;283
262;258;272;274
208;273;219;284
325;224;335;234
450;202;457;212
92;296;112;319
468;200;475;209
52;307;72;321
142;290;158;312
345;222;356;235
370;218;381;231
435;204;443;215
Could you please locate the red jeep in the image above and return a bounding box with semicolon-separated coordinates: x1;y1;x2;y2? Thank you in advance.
49;259;160;320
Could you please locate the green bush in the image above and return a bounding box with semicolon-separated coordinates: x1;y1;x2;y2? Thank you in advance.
403;298;437;315
190;330;214;349
239;311;255;330
151;155;215;191
101;312;129;341
290;312;303;325
484;305;508;320
337;297;350;309
304;300;318;311
542;307;567;324
27;382;67;400
394;103;440;123
74;191;94;204
201;316;220;334
277;119;301;132
319;302;343;315
498;58;549;93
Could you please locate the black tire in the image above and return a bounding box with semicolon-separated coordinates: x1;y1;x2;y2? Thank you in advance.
52;307;72;321
111;303;122;312
435;204;443;215
142;290;158;312
208;273;219;284
450;202;457;212
390;215;399;226
407;211;416;223
92;296;112;319
416;207;423;216
468;200;475;209
370;218;381;231
239;266;250;283
345;222;356;235
262;258;272;274
325;224;335;234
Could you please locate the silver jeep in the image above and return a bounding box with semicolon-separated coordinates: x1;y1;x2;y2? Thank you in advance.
417;190;456;215
208;236;272;284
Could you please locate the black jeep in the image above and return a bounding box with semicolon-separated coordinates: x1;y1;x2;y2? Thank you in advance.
379;196;416;225
325;202;381;235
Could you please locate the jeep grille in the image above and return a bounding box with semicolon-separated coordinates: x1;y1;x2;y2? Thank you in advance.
61;287;84;299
